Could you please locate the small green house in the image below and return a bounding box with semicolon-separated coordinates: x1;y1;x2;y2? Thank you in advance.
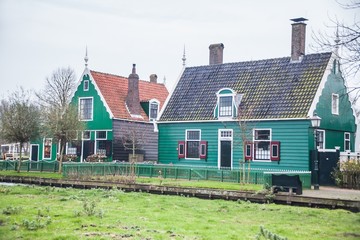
30;61;168;162
158;19;356;171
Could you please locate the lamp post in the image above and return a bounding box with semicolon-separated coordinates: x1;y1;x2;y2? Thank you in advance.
310;113;321;190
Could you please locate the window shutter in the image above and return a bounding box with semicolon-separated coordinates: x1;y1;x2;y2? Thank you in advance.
199;141;207;159
270;141;280;161
178;141;185;159
244;141;253;161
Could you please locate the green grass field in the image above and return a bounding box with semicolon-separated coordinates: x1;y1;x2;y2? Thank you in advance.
0;185;359;240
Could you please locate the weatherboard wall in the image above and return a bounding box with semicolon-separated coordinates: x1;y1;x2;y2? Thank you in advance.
312;60;356;151
158;120;311;171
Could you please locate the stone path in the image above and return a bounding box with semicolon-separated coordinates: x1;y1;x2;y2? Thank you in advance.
302;186;360;201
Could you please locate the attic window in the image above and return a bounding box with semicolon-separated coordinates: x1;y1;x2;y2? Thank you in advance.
84;80;89;91
215;88;238;119
332;94;339;115
149;99;160;121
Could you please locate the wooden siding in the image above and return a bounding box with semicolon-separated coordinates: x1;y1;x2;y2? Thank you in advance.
71;74;112;130
314;61;356;151
113;120;158;161
158;120;311;170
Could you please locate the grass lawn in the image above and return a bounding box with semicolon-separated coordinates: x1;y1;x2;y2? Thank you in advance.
0;185;359;240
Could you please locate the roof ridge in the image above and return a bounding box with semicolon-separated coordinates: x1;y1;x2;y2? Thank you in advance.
90;70;127;79
90;69;165;85
186;52;332;69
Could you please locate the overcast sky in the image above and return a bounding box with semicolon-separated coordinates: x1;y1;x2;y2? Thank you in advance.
0;0;357;98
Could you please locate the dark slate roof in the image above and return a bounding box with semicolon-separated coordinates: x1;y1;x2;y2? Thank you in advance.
160;52;332;121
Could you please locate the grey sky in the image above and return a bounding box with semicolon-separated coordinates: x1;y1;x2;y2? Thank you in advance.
0;0;356;98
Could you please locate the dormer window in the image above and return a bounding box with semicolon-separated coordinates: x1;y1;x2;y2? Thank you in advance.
149;99;159;121
215;88;239;119
219;96;233;117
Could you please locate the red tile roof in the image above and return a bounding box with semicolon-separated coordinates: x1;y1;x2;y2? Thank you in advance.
90;70;169;121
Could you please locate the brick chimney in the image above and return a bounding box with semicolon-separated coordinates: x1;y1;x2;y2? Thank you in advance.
290;17;308;61
209;43;224;65
126;64;141;115
150;74;157;83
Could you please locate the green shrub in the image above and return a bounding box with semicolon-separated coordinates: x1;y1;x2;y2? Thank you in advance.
2;206;22;215
332;159;360;189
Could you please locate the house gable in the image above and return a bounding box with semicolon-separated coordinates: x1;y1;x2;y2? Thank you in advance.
71;71;113;130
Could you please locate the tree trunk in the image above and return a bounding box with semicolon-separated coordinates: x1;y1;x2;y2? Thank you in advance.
58;139;65;174
17;142;23;173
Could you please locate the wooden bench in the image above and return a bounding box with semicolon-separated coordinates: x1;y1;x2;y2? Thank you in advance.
271;174;303;195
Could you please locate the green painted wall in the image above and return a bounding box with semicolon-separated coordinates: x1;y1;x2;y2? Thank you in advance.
71;74;113;131
313;60;356;151
158;120;311;171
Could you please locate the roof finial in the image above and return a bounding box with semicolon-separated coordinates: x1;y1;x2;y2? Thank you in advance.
182;45;186;67
84;46;89;67
334;27;340;57
163;75;166;85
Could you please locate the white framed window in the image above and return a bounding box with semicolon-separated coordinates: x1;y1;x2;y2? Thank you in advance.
316;130;325;149
79;97;93;121
344;132;351;151
219;96;233;117
83;80;89;91
253;129;271;161
215;88;238;119
149;99;160;121
332;94;339;115
96;131;107;140
43;138;52;159
185;129;201;159
82;131;91;140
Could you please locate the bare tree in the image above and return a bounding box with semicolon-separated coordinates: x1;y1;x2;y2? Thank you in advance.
0;88;41;172
121;122;146;182
37;67;84;173
313;1;360;77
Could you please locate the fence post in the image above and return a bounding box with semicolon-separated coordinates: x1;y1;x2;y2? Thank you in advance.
54;162;57;172
205;169;208;180
237;171;240;183
27;161;30;172
221;170;224;182
164;167;167;179
189;169;191;180
103;165;105;176
40;161;44;172
175;168;178;179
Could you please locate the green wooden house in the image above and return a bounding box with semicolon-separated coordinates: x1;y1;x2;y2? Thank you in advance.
30;60;168;162
158;19;356;171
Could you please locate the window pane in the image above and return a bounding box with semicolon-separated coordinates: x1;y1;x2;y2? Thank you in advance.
83;131;90;139
96;131;106;139
150;103;158;119
187;131;200;140
219;96;232;117
80;98;93;120
255;130;270;140
187;141;199;158
255;141;270;160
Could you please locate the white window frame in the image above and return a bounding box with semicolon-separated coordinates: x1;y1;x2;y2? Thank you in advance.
185;129;201;160
149;99;160;122
83;80;89;91
215;88;237;120
332;93;339;115
316;129;325;150
253;129;272;162
79;97;93;121
42;138;52;160
344;132;351;151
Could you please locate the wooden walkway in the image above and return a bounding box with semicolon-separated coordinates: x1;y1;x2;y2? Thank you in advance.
0;176;359;212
